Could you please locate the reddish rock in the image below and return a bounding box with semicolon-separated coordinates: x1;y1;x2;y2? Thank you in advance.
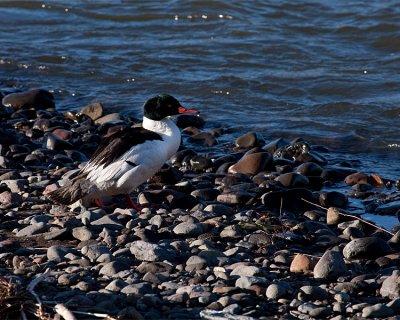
344;172;369;185
52;128;72;141
290;254;316;274
228;152;272;175
79;102;103;120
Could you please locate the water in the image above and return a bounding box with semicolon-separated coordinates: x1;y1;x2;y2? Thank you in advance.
0;0;400;179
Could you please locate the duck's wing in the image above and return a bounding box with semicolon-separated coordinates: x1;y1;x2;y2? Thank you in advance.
82;126;163;182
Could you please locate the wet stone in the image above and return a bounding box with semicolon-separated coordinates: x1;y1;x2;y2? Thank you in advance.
16;222;46;237
2;89;55;110
79;102;103;120
313;248;347;279
343;237;391;260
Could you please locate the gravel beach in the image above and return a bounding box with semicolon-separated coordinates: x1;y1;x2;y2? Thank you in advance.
0;88;400;319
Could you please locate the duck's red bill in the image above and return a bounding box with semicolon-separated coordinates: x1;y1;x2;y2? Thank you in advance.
178;106;199;115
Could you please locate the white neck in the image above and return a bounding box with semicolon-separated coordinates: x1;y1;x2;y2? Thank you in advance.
142;116;178;136
142;116;181;159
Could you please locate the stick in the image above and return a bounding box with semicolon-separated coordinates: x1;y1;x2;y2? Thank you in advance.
300;198;395;236
54;304;77;320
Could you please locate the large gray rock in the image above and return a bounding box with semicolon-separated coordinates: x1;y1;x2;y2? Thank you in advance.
343;237;391;260
16;222;46;237
99;260;129;277
362;303;394;318
266;281;292;300
47;245;68;262
173;221;203;236
313;249;347;279
130;240;177;262
380;271;400;299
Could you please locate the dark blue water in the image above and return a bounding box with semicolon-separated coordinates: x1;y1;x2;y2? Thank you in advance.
0;0;399;177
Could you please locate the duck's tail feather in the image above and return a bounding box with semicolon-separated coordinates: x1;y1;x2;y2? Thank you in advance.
48;175;94;205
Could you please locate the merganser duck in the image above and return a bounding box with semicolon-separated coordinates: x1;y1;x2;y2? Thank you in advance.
48;94;198;208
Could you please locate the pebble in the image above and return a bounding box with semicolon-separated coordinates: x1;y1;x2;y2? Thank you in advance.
266;281;292;300
228;152;272;175
47;245;68;262
343;237;391;260
362;303;394;318
130;240;178;262
99;260;129;277
16;222;46;237
173;221;204;236
380;271;400;299
313;248;347;279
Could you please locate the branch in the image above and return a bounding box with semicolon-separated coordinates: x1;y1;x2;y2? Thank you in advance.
300;198;394;236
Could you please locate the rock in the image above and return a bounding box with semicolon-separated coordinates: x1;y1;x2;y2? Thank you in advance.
345;172;369;185
326;207;343;225
380;271;400;299
45;133;73;151
228;152;272;175
1;179;25;193
298;302;331;318
343;237;391;260
296;162;323;177
130;240;177;262
185;255;207;272
362;303;394;318
81;244;110;261
217;192;252;204
235;276;268;289
79;102;103;120
266;282;292;299
190;155;211;171
16;222;46;237
72;226;93;241
290;254;315;274
200;309;256;320
47;245;68;262
231;265;260;277
52;128;72;141
0;191;21;209
313;249;347;279
235;132;263;148
105;279;127;292
99;260;129;277
176;114;205;128
173;222;203;236
2;89;54;110
275;172;309;188
319;191;348;208
95;113;122;125
299;285;329;300
121;282;152;295
91;215;124;230
204;204;233;216
191;188;219;201
188;132;217;146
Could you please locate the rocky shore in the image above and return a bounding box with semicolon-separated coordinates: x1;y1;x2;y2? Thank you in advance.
0;88;400;320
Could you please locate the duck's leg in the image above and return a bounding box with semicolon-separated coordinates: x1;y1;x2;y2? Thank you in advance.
94;198;104;207
125;194;143;211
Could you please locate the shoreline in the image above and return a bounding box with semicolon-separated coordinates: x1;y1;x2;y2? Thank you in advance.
0;88;400;319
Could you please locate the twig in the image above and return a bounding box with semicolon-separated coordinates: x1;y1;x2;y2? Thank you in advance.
37;303;118;319
279;196;283;220
54;304;77;320
300;198;395;236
